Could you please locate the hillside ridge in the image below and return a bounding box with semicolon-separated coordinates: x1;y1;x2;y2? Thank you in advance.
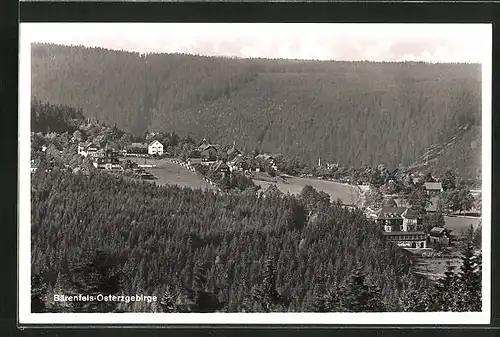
31;43;482;178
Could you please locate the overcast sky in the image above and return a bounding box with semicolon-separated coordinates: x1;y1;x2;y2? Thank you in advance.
22;23;490;63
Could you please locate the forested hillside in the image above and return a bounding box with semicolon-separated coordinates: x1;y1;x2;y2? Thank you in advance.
31;43;482;176
409;125;482;181
31;169;416;312
31;170;482;313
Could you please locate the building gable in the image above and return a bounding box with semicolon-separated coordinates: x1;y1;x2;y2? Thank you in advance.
375;207;407;220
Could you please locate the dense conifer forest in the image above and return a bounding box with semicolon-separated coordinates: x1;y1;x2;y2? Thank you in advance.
31;170;481;313
31;43;482;178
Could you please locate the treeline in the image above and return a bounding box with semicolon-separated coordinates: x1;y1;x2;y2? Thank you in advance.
31;169;481;313
31;99;85;134
31;44;482;178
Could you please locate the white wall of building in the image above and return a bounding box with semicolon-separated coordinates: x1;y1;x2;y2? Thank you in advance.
148;141;164;155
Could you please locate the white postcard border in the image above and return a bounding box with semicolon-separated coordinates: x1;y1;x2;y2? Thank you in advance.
18;23;492;325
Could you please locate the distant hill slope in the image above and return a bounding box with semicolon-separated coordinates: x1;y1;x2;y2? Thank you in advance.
31;44;482;176
409;124;481;180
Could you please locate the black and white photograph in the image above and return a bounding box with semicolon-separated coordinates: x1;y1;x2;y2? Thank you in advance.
18;23;491;325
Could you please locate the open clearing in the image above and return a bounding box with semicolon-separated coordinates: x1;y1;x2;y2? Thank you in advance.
254;176;360;205
413;256;462;282
444;216;481;234
141;158;215;191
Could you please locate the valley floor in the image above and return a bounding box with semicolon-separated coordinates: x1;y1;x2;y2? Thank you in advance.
142;158;216;191
253;176;361;205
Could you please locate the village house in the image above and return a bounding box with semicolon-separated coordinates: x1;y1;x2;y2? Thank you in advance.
93;149;123;170
93;157;123;170
78;143;101;158
228;156;249;172
188;158;203;166
411;171;426;185
30;159;37;173
326;163;339;170
125;143;149;157
428;227;452;246
375;206;426;248
424;182;443;196
255;153;278;171
148;140;164;156
198;143;219;162
211;160;230;178
470;189;481;198
227;146;242;161
255;153;274;163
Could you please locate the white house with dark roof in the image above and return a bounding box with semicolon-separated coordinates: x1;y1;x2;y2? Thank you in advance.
78;142;101;158
424;182;443;195
148;140;164;156
375;206;426;248
428;226;452;246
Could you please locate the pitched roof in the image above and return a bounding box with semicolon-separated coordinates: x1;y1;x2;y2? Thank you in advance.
128;142;148;148
375;207;408;219
256;154;273;161
229;156;246;166
149;140;163;147
401;208;421;219
424;182;443;191
227;147;241;156
198;144;218;152
429;227;451;236
213;160;229;171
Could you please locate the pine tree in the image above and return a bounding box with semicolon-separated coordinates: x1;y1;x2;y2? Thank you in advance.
456;241;481;311
309;287;341;312
159;286;177;313
339;265;384;312
252;258;285;312
399;277;425;312
431;260;461;311
67;250;123;313
179;265;223;313
31;273;48;313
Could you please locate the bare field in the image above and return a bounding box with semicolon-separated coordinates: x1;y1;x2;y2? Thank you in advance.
143;158;215;191
254;176;360;205
414;257;462;282
444;216;481;233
